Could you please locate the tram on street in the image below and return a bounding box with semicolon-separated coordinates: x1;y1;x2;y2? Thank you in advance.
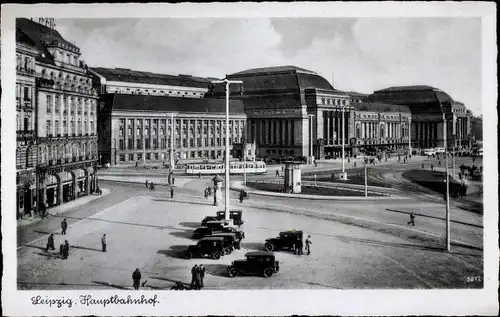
185;161;267;175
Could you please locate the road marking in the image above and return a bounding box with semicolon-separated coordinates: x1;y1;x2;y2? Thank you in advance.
17;196;142;251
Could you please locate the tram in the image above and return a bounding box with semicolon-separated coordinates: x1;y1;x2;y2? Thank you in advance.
185;161;267;175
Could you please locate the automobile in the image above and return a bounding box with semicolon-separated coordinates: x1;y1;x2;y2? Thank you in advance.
435;147;445;154
209;232;241;254
227;251;280;278
200;215;219;226
193;224;245;240
216;210;244;227
204;220;230;229
264;230;303;252
184;237;225;260
423;149;436;156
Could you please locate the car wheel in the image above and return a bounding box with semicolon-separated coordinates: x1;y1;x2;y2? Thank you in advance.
223;247;231;255
184;252;193;259
265;243;274;251
228;267;239;278
212;252;221;260
263;267;273;278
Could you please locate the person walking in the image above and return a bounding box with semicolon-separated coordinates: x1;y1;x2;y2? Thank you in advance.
275;170;280;177
354;162;357;168
191;265;199;289
305;235;312;255
421;163;425;169
295;236;303;256
150;182;155;191
431;164;434;171
438;160;442;166
61;219;68;235
198;172;201;179
45;233;55;252
170;187;174;199
101;234;107;252
407;212;416;226
62;240;70;259
132;268;141;290
172;177;175;185
145;179;149;188
239;190;245;203
204;188;208;199
199;264;206;289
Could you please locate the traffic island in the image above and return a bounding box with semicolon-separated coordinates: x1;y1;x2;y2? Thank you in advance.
246;182;382;197
402;170;468;198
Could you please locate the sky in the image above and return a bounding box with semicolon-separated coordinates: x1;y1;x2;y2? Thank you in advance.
55;17;482;115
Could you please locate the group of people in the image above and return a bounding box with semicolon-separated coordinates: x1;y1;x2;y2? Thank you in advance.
204;187;212;199
46;233;70;259
145;180;155;191
190;264;206;290
294;235;312;256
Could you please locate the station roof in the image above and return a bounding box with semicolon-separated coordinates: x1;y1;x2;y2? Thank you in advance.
90;67;210;88
350;102;411;113
227;65;338;93
100;93;245;114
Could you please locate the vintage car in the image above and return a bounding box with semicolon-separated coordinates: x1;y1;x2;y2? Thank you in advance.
227;251;280;278
184;237;225;260
200;216;219;226
216;210;244;227
193;224;245;240
264;230;303;252
209;232;241;254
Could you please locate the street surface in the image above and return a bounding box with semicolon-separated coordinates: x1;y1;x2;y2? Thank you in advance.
17;155;484;290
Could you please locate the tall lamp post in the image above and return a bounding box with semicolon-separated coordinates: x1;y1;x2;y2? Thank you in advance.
211;79;243;221
339;104;347;180
442;112;451;252
113;138;117;165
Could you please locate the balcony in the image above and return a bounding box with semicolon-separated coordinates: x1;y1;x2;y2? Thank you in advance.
17;66;36;75
16;130;34;140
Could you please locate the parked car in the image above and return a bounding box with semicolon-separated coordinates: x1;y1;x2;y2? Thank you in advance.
227;251;280;278
209;232;241;254
200;216;219;226
193;224;245;240
264;230;303;252
216;210;244;226
435;147;445;154
184;237;225;260
423;149;436;156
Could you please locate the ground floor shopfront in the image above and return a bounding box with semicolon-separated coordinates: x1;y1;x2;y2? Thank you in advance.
16;162;98;219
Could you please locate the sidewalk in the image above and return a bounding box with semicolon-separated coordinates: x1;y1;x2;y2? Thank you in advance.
16;188;111;229
98;175;192;187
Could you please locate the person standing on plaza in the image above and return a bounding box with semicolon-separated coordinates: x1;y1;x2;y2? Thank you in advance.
431;164;434;171
199;264;206;289
198;172;201;179
62;240;70;259
204;188;208;199
172;177;175;185
145;179;148;188
61;219;68;235
191;265;199;289
295;236;303;255
150;182;155;191
407;212;416;226
354;162;357;168
422;163;425;169
305;235;312;255
275;170;279;177
170;187;174;199
101;234;107;252
45;233;55;252
132;268;141;290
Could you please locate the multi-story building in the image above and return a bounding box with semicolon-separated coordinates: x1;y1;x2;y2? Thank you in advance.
470;115;483;141
225;66;353;160
97;93;246;166
16;18;99;216
351;102;412;152
369;85;472;150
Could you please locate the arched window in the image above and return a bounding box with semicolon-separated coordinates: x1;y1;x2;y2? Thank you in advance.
321;98;325;105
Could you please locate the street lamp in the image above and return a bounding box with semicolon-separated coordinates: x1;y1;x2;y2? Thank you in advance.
442;112;451;252
339;103;347;180
211;79;243;222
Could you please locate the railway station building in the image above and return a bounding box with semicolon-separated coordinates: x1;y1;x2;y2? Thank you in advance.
368;85;473;149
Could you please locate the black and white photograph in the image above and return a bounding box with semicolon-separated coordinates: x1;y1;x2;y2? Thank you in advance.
1;2;498;316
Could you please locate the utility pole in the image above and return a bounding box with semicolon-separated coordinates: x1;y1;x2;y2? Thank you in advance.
169;113;175;173
443;113;451;252
243;140;247;185
364;160;368;197
211;79;243;222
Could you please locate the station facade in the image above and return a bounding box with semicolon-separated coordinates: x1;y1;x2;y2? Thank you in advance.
15;18;99;218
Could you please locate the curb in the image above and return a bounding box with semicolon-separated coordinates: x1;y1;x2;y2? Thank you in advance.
230;181;408;201
98;178;176;187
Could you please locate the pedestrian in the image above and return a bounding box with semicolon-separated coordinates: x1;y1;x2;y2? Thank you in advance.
135;161;138;168
407;212;416;226
207;187;212;196
45;233;55;252
403;158;406;164
431;164;434;171
62;240;69;259
199;264;205;289
305;235;312;255
172;177;175;185
150;182;155;191
275;170;279;177
61;219;68;235
191;265;199;289
422;163;425;169
295;236;303;255
281;166;284;172
59;244;64;256
132;268;141;290
145;179;149;188
354;162;357;168
198;172;201;179
101;234;107;252
204;188;208;199
438;160;441;166
170;187;174;199
385;157;387;162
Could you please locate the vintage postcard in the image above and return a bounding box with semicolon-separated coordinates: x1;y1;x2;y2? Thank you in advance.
1;2;498;316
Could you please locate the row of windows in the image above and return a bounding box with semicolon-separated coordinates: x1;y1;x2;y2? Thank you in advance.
119;118;245;128
320;97;348;106
46;95;96;115
355;122;408;139
40;68;91;88
108;86;204;97
46;119;95;136
16;112;33;132
16;54;35;74
119;150;224;162
49;48;81;67
117;137;244;150
16;85;33;102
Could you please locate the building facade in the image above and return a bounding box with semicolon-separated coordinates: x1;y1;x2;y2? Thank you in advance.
16;18;99;218
470;115;483;141
369;85;472;150
98;93;246;166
